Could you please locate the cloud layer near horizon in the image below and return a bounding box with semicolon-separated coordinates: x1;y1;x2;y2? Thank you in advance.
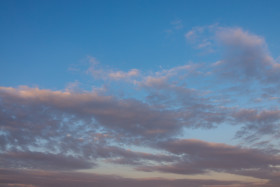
1;26;280;186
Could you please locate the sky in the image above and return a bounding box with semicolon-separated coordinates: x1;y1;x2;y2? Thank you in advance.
1;0;280;186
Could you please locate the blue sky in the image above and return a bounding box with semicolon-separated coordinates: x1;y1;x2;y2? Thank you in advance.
1;0;280;88
1;1;280;187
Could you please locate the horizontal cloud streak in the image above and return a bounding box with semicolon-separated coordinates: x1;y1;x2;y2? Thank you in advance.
138;139;280;175
0;168;262;187
0;151;95;170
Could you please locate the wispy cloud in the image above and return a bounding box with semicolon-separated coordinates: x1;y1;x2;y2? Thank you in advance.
0;168;261;187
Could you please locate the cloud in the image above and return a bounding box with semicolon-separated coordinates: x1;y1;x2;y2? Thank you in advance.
0;86;182;140
185;25;280;84
0;79;232;146
215;27;278;82
183;25;280;146
0;84;235;176
185;30;195;40
138;139;280;177
108;69;140;80
233;109;280;126
232;109;280;144
86;57;140;81
0;85;189;171
0;151;95;170
1;25;280;186
185;24;217;53
165;19;184;34
0;168;257;187
171;19;183;30
231;168;280;187
93;145;176;166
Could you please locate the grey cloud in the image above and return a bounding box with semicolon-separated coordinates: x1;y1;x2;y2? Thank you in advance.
0;85;229;172
1;25;280;187
139;139;280;175
186;26;280;85
231;168;280;187
232;109;280;145
95;145;175;163
215;27;280;83
0;86;182;171
0;168;254;187
0;84;232;151
0;151;95;170
138;70;230;129
185;25;280;145
233;109;280;125
0;86;181;140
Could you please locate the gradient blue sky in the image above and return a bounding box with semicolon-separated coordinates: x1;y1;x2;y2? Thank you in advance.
1;0;280;88
1;1;280;187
